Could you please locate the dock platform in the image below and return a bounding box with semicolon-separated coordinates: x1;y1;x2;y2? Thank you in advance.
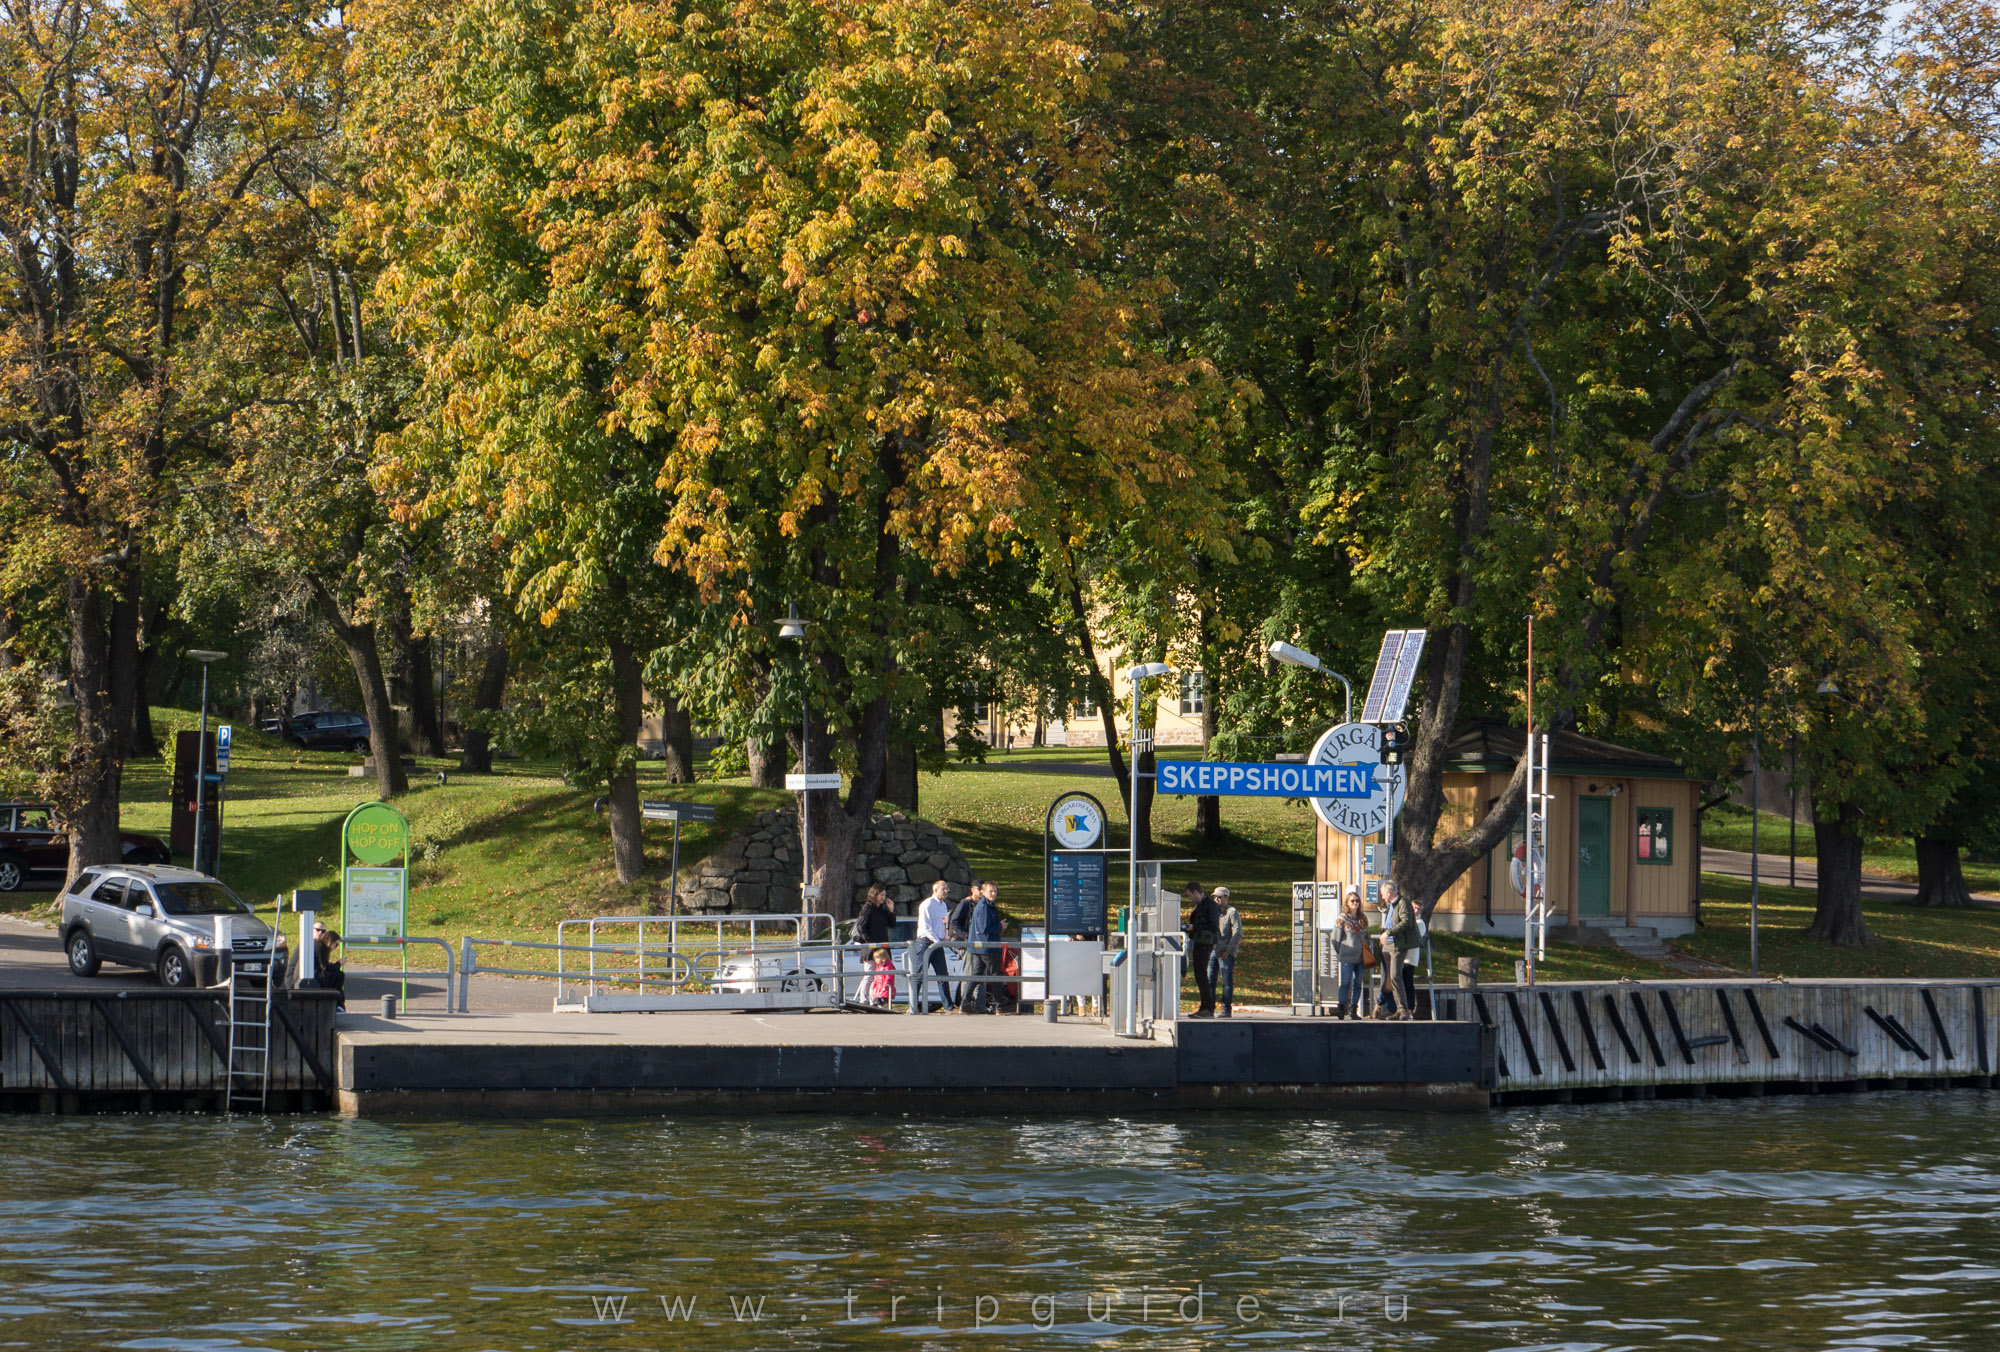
334;1009;1494;1116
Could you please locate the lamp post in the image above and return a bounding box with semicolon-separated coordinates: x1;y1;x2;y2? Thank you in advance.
1121;661;1174;1037
1266;641;1353;724
776;604;813;919
187;650;228;875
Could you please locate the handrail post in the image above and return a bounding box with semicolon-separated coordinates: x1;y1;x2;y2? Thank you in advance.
459;935;475;1013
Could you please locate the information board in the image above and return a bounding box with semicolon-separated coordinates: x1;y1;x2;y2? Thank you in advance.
1048;851;1108;935
344;866;406;939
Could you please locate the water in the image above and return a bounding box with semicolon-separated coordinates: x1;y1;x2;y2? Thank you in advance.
3;1094;1997;1350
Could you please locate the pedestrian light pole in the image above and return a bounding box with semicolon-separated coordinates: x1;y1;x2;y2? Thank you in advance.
1266;640;1353;724
188;649;228;874
776;604;814;919
1121;661;1174;1037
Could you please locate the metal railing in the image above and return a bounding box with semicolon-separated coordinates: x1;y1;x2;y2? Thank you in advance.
554;913;835;1003
340;936;460;1013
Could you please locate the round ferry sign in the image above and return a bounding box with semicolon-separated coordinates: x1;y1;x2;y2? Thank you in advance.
1306;722;1406;835
1049;792;1106;850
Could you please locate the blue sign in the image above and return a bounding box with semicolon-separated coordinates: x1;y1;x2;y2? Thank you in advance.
1048;851;1108;935
1156;760;1378;799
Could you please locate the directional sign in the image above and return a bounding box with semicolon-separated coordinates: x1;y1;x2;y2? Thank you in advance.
215;725;233;774
642;800;717;823
784;772;843;792
1156;759;1377;799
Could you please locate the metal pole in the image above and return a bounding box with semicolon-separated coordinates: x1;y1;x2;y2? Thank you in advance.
670;817;682;914
1750;697;1761;978
194;663;211;874
1123;672;1140;1036
1789;742;1797;890
800;672;812;921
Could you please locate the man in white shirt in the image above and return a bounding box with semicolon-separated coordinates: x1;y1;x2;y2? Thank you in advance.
909;879;956;1013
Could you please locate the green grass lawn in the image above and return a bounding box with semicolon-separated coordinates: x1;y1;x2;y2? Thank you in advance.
10;715;1997;995
1701;802;2000;893
1678;872;2000;978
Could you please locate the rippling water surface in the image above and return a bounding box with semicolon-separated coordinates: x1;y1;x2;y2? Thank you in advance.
2;1093;1997;1349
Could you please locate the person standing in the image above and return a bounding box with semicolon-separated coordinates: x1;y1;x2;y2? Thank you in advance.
947;881;981;1010
1210;886;1242;1019
856;885;895;946
1181;882;1220;1018
909;879;955;1012
967;883;1004;1013
1334;890;1370;1018
1375;881;1421;1020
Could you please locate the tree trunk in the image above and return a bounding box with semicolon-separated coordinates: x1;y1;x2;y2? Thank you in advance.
109;565;147;759
747;736;789;788
311;582;406;797
1913;836;1973;908
458;630;508;773
882;737;918;814
1806;803;1871;945
606;634;646;884
127;596;165;758
62;576;124;889
1062;570;1131;809
1195;655;1221;846
387;595;445;757
658;691;696;783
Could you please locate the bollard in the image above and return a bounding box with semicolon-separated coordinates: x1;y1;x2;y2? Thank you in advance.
1045;998;1060;1024
1457;956;1479;989
381;994;398;1020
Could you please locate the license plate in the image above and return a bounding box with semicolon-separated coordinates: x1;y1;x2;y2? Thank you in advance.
238;962;267;975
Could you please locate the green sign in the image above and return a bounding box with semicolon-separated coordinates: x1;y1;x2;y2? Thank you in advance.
339;802;412;995
344;801;408;865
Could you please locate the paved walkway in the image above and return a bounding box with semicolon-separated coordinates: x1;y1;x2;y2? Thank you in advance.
1700;848;2000;907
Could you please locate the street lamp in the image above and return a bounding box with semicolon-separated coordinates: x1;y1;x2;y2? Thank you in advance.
1267;640;1353;724
1121;661;1174;1037
775;604;814;920
187;650;228;875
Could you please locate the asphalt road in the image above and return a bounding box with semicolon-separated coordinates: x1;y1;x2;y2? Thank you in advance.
1699;847;2000;906
0;908;552;1013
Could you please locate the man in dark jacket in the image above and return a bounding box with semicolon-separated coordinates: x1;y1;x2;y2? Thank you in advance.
1182;883;1221;1018
947;881;981;1009
966;883;1004;1013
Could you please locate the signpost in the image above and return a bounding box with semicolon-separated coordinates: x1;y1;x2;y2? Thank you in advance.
1044;791;1111;938
642;800;717;913
341;801;410;1001
215;725;233;774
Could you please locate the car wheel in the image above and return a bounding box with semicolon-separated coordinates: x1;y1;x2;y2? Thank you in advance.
157;946;198;989
348;738;369;753
0;853;25;893
779;972;825;994
65;928;101;977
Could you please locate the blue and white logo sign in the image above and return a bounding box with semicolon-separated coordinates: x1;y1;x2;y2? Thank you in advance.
215;725;233;774
1307;722;1406;835
1049;792;1106;850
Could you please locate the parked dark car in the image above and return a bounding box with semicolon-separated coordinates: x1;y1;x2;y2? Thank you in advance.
286;710;372;752
0;803;172;893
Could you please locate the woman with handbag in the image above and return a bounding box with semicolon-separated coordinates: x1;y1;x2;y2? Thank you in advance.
1333;891;1372;1018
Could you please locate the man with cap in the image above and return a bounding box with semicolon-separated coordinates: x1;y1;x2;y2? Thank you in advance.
1210;886;1243;1018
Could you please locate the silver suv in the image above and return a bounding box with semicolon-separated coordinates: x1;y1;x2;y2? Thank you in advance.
60;865;286;988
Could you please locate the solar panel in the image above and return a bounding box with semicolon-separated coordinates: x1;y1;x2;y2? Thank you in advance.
1360;630;1407;723
1378;628;1427;724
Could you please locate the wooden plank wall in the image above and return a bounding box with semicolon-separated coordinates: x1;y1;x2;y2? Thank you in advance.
0;989;339;1108
1471;979;2000;1095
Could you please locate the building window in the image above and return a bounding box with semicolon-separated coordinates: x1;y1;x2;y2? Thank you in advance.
1637;807;1674;865
1075;691;1097;719
968;693;990;722
1179;670;1205;716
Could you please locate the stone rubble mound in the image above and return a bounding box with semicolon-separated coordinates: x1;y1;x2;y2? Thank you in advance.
679;808;974;915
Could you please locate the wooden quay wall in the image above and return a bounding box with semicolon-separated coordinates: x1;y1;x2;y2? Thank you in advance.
0;989;340;1113
1467;978;1998;1104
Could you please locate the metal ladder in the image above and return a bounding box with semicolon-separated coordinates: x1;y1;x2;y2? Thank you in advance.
225;940;276;1113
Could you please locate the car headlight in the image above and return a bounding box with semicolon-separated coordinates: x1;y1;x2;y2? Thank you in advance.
193;937;213;950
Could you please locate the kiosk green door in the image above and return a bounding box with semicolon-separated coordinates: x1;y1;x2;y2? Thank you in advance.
1577;796;1613;917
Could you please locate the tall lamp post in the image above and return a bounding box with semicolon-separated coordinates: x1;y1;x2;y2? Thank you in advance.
1266;640;1353;725
1121;661;1174;1037
775;604;814;919
187;649;228;875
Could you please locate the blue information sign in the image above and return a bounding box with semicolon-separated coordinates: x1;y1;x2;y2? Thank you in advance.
1048;851;1108;935
1156;759;1378;799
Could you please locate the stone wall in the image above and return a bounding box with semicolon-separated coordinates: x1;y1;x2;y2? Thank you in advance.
679;808;974;916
